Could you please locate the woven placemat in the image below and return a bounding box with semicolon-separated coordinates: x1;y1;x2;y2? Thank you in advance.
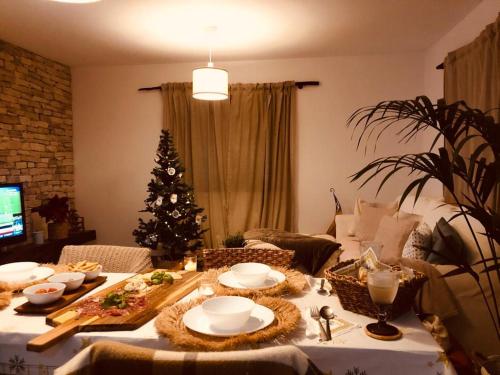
156;296;301;351
0;263;69;310
202;267;307;298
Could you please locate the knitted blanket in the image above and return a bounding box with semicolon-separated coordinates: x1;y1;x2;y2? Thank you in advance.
244;229;341;275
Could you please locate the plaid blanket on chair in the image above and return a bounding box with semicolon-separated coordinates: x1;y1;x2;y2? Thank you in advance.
55;341;324;375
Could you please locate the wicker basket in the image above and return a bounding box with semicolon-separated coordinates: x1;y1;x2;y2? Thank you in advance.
202;248;295;270
325;259;427;319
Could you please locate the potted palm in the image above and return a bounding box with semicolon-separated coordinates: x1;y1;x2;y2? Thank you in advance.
34;195;70;240
346;96;499;345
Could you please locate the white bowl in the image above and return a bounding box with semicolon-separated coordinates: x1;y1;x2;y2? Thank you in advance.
231;263;271;287
83;265;102;281
0;262;39;282
202;296;255;331
48;272;85;291
23;282;66;305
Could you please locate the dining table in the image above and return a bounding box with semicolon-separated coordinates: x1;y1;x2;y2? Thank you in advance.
0;272;456;375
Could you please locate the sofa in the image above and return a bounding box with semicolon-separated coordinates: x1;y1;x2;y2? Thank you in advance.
334;195;499;356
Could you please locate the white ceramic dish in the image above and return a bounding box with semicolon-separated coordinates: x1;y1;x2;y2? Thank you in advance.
48;272;85;291
0;262;39;282
184;304;274;337
23;282;66;305
218;269;286;290
230;263;271;287
83;265;102;281
201;296;255;331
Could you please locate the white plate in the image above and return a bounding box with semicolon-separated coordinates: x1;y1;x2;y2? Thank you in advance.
183;304;275;337
0;266;55;284
218;270;285;290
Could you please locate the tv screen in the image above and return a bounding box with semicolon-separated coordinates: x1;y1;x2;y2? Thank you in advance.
0;183;27;245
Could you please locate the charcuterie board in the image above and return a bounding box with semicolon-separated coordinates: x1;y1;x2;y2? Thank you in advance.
27;270;203;352
15;276;107;315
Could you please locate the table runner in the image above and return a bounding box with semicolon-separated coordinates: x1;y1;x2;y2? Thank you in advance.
0;273;456;375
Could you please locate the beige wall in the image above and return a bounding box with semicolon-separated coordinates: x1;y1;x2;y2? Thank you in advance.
73;53;438;246
424;0;499;101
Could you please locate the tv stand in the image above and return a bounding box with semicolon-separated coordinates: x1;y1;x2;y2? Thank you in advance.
0;230;97;265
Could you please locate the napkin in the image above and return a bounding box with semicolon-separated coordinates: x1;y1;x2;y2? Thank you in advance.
304;307;360;339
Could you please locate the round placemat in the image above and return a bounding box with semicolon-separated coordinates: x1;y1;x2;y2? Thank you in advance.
203;267;307;298
155;296;301;351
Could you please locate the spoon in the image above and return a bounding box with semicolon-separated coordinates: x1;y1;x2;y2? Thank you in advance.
317;279;329;295
320;306;335;340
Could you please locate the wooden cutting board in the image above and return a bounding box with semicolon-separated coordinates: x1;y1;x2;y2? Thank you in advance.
27;271;203;352
15;276;107;315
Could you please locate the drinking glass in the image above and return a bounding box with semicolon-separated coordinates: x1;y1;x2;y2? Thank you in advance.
365;270;401;339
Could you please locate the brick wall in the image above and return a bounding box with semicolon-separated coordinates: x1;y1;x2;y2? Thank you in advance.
0;39;74;238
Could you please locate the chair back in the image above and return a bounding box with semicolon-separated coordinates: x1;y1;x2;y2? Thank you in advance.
54;340;322;375
58;245;153;273
202;247;294;270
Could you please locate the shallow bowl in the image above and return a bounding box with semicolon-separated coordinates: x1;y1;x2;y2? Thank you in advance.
23;282;66;305
231;263;271;287
48;272;85;291
0;262;39;282
201;296;255;331
83;265;102;281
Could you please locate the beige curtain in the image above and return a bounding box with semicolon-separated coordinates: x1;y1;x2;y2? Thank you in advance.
444;13;500;210
162;82;296;247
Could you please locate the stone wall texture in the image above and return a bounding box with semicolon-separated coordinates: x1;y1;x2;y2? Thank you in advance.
0;39;73;236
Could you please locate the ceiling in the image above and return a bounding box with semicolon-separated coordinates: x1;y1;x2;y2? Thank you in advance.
0;0;481;66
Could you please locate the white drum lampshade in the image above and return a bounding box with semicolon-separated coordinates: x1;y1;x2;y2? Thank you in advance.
192;62;228;101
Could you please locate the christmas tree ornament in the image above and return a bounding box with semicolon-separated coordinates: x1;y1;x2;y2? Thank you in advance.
167;167;176;176
170;194;178;204
172;210;180;218
155;196;163;206
196;214;203;225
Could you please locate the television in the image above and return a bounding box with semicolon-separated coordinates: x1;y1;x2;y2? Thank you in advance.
0;183;27;246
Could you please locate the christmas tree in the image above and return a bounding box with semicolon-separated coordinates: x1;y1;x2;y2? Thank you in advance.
133;130;207;259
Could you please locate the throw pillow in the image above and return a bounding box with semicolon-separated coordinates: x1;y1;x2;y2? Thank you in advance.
427;218;466;265
352;199;398;241
402;222;432;260
375;215;420;264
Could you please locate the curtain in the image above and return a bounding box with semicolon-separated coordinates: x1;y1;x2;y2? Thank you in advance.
443;13;500;210
162;82;296;247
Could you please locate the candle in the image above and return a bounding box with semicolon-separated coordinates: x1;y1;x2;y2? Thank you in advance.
184;260;197;271
198;281;215;296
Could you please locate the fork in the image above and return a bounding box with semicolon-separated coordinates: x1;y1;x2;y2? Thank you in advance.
310;306;329;342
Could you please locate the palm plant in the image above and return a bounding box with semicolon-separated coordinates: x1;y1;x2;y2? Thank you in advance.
347;96;499;339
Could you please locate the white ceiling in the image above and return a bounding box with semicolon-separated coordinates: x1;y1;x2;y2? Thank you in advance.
0;0;481;66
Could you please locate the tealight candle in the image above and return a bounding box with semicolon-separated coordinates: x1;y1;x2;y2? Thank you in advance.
184;254;197;271
198;281;215;296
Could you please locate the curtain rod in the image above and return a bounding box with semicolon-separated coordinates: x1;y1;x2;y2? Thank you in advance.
138;81;320;92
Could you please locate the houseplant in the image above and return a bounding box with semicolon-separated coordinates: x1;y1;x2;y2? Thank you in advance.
346;96;499;343
34;195;70;240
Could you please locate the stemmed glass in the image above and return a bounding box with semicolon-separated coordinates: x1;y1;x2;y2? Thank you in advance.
365;270;402;340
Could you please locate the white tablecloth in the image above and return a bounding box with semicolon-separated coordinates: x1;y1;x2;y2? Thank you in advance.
0;273;456;375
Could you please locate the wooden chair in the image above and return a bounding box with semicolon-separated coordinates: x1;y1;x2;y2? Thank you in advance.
54;340;322;375
58;245;153;273
202;248;295;270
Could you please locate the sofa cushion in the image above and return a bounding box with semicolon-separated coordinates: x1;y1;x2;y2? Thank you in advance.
375;215;420;264
353;199;398;241
402;222;432;260
427;218;466;265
